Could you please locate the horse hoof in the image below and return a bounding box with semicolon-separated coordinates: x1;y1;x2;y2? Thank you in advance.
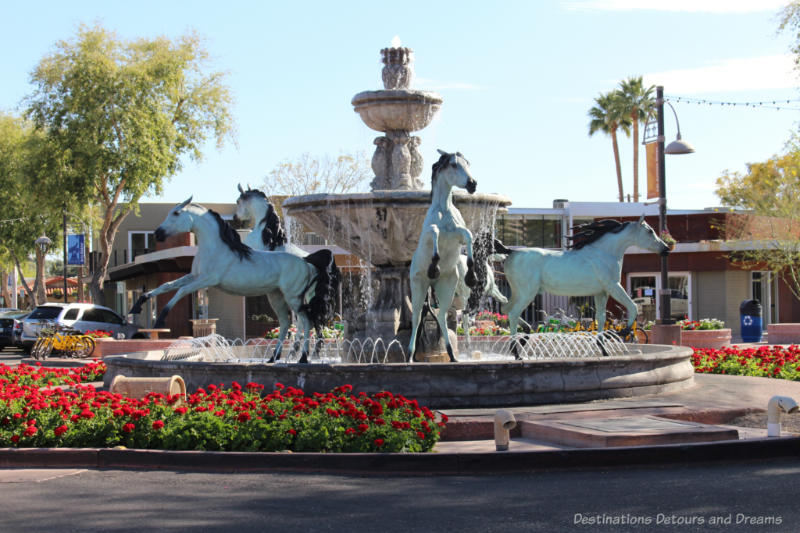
465;270;477;288
297;354;308;364
427;264;440;279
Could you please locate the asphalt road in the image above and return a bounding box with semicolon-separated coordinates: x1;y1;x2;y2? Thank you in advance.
1;457;798;532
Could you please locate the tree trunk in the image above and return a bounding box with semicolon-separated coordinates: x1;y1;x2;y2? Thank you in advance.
611;129;624;202
10;252;35;309
632;113;640;202
0;270;10;308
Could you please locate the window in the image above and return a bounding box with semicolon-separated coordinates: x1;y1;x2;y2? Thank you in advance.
81;308;105;322
29;307;62;320
129;231;156;262
628;272;692;322
99;309;123;325
63;308;80;320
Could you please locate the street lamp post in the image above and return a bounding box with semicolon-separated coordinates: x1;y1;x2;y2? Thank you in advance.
34;234;52;305
654;85;695;325
63;208;68;303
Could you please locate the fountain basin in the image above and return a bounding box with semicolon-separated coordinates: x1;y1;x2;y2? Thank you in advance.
103;344;694;409
351;89;443;132
283;190;511;266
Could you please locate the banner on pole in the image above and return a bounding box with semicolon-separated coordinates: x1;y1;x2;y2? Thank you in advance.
646;143;659;199
67;234;85;265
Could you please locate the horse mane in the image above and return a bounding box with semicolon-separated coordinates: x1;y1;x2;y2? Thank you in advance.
300;249;341;329
430;151;468;201
568;219;629;250
207;209;253;260
236;187;287;251
259;204;287;251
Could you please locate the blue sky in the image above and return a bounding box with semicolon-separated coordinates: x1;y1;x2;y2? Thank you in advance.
2;0;798;210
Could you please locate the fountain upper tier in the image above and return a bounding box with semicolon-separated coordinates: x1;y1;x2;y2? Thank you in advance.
283;190;511;267
351;89;443;133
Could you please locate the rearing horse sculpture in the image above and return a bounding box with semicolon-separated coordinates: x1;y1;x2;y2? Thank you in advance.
234;185;329;357
407;150;478;363
129;198;340;363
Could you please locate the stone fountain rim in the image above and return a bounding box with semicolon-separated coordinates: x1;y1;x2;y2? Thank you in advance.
282;190;512;210
351;89;443;107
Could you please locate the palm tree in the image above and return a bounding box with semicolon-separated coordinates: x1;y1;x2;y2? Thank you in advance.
588;91;631;202
618;77;655;202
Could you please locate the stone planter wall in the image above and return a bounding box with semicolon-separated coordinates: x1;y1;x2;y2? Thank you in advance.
767;324;800;345
93;338;176;358
104;344;694;409
679;328;732;350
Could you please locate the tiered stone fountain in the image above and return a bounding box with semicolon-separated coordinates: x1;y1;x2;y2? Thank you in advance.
283;42;510;359
103;42;695;408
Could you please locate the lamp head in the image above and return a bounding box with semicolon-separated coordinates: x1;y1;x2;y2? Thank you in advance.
665;136;695;155
35;234;52;254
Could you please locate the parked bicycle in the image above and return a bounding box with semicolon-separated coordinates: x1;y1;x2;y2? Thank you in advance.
30;325;96;359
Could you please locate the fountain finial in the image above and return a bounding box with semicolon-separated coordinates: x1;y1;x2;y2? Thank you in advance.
380;42;414;90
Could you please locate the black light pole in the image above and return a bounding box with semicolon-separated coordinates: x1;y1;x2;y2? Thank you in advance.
655;86;695;323
656;86;671;324
63;207;68;303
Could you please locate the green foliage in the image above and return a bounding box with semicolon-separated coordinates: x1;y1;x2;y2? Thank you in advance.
588;90;631;202
716;142;800;302
23;24;234;302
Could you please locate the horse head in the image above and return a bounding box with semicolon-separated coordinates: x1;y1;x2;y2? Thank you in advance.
156;197;194;242
432;149;477;194
634;215;670;254
235;185;268;225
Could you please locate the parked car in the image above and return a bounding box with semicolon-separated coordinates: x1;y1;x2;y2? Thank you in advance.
18;303;142;352
0;310;27;348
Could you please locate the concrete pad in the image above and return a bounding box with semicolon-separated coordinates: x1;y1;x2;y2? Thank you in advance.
434;437;569;454
520;416;739;448
0;468;86;483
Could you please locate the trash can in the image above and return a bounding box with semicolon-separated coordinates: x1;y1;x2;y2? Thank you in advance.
740;300;762;343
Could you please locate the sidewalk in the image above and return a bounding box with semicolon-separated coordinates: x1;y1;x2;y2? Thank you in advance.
435;373;800;454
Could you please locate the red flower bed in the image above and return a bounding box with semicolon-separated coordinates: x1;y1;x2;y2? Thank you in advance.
0;362;106;388
0;374;444;452
692;345;800;380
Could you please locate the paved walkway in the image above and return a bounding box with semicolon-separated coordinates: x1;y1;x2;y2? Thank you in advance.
435;373;800;453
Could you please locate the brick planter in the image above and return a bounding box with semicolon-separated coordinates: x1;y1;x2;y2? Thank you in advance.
767;323;800;345
680;328;731;350
93;338;176;358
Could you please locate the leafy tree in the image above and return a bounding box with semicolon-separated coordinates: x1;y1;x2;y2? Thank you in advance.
716;142;800;302
618;77;655;203
588;91;631;202
264;151;371;196
0;112;62;307
24;24;234;304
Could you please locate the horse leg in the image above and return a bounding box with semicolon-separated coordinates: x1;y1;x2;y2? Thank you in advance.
593;293;609;333
295;311;312;364
407;280;428;363
432;277;459;362
266;291;290;363
456;227;476;287
426;225;441;279
151;276;217;328
128;273;197;315
607;283;639;329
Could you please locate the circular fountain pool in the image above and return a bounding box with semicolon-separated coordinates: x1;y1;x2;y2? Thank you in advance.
103;336;694;409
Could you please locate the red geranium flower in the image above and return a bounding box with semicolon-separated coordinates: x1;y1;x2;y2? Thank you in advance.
152;420;165;430
122;423;135;433
54;424;68;436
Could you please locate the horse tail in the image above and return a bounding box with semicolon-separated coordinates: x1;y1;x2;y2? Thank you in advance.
493;238;513;256
300;249;341;330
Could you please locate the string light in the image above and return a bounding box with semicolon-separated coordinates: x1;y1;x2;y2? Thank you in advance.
667;96;800;111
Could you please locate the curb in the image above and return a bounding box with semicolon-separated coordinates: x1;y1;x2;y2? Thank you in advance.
1;437;799;475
